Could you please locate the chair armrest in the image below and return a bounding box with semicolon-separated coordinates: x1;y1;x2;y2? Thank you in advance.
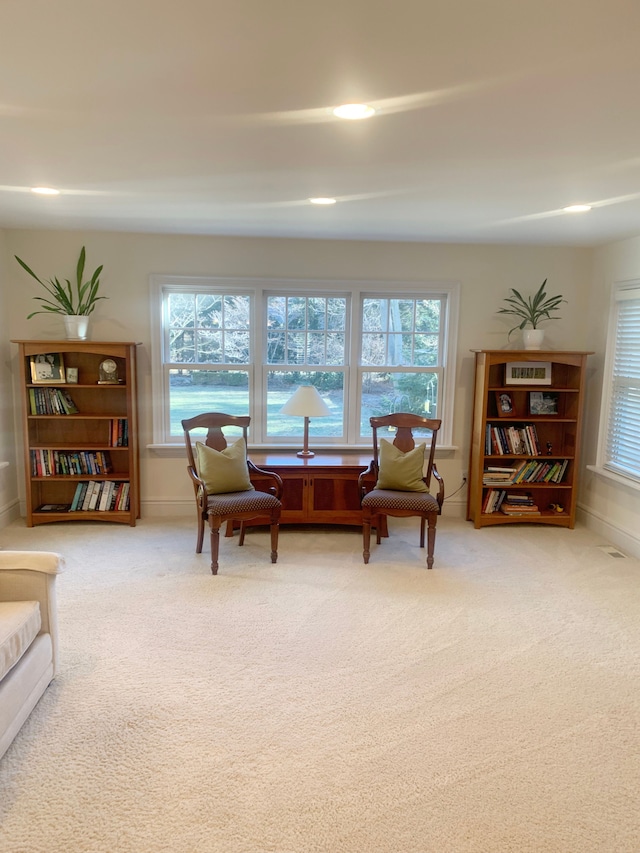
432;465;445;509
186;463;209;509
0;551;62;673
186;463;206;490
358;461;377;497
247;461;283;500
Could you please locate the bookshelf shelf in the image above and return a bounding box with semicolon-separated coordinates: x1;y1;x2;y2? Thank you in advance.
467;350;592;529
13;340;140;527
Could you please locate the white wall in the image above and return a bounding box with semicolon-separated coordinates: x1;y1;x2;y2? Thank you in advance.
2;228;593;524
579;235;640;557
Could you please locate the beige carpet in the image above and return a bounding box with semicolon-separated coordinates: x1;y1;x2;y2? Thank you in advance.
0;515;638;853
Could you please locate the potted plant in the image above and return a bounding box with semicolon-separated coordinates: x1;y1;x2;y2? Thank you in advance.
15;246;106;340
497;279;565;350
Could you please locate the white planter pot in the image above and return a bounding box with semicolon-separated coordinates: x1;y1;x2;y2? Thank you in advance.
63;315;90;341
522;328;545;350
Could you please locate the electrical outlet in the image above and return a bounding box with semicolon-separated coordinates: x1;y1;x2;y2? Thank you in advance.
461;470;468;482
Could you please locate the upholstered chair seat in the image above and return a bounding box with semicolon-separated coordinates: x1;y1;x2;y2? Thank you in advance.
205;490;282;516
361;489;441;515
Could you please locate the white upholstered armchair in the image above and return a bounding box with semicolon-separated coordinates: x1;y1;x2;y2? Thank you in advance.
0;551;62;759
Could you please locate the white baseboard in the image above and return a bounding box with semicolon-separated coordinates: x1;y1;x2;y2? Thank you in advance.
442;498;467;519
0;498;22;530
577;502;640;560
142;500;193;517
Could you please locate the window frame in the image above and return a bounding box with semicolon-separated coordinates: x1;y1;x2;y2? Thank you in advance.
596;279;640;485
149;275;460;449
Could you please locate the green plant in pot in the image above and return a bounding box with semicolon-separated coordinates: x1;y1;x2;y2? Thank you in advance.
15;246;106;340
497;278;565;350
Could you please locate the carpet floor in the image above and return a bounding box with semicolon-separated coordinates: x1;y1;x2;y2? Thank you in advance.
0;515;639;853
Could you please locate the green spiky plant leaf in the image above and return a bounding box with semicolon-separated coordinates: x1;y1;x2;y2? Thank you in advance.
15;246;107;318
497;279;566;338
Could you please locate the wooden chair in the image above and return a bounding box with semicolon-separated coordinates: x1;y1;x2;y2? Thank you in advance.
182;413;283;574
358;413;444;569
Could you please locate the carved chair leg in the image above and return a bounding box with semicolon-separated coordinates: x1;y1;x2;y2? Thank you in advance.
208;515;222;575
426;514;437;570
362;510;372;564
375;513;382;544
270;510;280;564
419;517;426;548
196;511;205;554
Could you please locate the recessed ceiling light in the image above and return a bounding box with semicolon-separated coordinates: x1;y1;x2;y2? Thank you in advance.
563;204;591;213
309;197;337;205
31;187;60;195
332;103;375;120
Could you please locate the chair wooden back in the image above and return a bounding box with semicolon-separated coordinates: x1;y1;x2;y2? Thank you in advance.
369;413;441;490
182;412;251;475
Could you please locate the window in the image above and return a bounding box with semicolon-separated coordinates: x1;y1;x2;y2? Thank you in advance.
265;294;348;439
150;276;459;448
598;281;640;483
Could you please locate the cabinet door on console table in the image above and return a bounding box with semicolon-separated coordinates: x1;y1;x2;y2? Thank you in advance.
249;453;371;525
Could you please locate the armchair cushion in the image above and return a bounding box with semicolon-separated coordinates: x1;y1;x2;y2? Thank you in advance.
196;438;254;495
375;439;429;492
0;600;41;681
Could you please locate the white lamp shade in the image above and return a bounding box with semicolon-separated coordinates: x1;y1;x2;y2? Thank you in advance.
279;385;331;417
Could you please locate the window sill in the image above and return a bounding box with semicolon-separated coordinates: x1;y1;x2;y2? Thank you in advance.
586;464;640;493
148;443;458;458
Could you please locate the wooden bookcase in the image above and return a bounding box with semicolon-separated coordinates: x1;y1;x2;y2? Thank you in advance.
467;350;592;529
13;340;140;527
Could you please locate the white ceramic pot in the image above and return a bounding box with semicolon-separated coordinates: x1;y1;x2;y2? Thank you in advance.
522;328;545;350
63;315;90;340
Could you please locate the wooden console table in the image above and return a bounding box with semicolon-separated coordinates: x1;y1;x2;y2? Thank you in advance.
226;452;378;533
251;452;372;525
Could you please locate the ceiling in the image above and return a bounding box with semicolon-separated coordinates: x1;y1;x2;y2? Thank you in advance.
2;0;640;246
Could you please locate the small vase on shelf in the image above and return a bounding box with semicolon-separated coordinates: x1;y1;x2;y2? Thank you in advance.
63;315;90;341
522;328;545;350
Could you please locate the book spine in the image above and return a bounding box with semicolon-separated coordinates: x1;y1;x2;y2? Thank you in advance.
81;481;95;511
70;482;84;512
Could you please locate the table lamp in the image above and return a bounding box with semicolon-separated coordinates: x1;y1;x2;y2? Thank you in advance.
279;385;331;457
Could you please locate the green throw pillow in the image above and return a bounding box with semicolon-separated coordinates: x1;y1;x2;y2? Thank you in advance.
196;438;254;495
375;438;428;492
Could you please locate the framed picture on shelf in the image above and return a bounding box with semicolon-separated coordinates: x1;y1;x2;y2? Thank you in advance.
494;391;514;417
30;352;65;384
66;367;79;384
529;391;559;415
504;361;552;385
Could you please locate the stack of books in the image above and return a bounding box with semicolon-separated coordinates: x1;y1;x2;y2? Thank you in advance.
500;494;541;516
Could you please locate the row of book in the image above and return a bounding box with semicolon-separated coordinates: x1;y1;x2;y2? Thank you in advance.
111;418;129;447
485;423;542;456
70;480;131;512
29;386;78;415
482;490;541;515
31;450;113;477
482;459;569;485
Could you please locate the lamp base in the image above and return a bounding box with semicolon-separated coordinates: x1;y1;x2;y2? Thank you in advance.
296;449;315;458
